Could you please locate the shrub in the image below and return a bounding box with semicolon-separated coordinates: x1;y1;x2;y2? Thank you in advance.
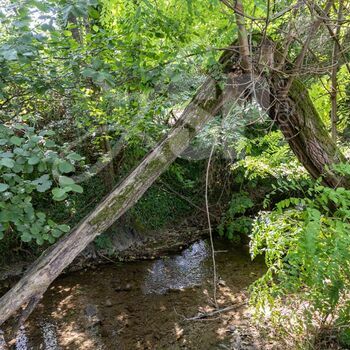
249;164;350;348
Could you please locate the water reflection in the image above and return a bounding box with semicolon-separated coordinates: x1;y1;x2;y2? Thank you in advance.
13;320;59;350
15;327;29;350
41;320;60;350
143;240;210;294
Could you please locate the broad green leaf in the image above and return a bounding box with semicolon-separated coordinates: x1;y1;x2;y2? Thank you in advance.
10;136;23;146
52;229;62;238
0;184;9;192
58;161;74;173
0;158;15;168
67;184;83;193
67;152;83;161
21;233;32;242
59;176;75;186
58;224;70;233
2;49;18;61
28;155;40;165
37;181;52;192
52;187;68;201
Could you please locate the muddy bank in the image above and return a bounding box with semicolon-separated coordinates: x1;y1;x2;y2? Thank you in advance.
4;239;272;350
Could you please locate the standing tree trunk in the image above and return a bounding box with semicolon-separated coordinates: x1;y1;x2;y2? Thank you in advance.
270;77;349;188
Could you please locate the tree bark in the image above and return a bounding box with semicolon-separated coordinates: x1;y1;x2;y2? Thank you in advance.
270;77;349;188
0;76;224;326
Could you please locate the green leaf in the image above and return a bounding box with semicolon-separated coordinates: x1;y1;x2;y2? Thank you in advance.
67;152;83;161
58;161;74;174
37;181;52;192
2;48;18;61
30;225;41;236
59;176;75;186
52;229;62;238
37;212;46;221
81;67;98;78
58;224;70;233
45;140;56;147
67;183;83;193
0;158;15;168
28;155;40;165
0;183;9;192
36;237;44;245
52;187;68;201
21;233;32;242
10;136;23;146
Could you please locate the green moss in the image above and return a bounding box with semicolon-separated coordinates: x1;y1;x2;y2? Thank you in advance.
90;183;134;226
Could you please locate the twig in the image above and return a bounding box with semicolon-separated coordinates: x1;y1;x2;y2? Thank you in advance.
313;2;350;74
330;0;343;140
159;180;220;220
206;144;218;308
284;0;334;94
185;303;247;321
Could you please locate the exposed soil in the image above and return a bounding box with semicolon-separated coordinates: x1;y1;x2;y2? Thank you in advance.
5;240;273;350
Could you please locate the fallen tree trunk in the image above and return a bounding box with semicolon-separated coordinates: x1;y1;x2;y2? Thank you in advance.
0;76;225;326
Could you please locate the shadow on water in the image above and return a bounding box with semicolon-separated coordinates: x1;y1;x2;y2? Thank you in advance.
7;239;266;350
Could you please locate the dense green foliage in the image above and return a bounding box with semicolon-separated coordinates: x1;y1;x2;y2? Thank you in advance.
1;0;350;348
0;123;83;245
250;164;350;347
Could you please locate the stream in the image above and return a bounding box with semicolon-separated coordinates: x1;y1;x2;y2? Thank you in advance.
7;239;266;350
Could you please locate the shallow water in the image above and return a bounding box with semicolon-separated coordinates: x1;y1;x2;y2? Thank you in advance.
7;239;265;350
